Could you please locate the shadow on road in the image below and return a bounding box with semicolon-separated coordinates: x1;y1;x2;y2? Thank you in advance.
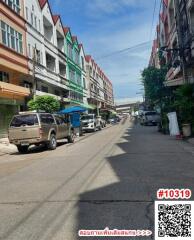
75;123;194;240
1;123;194;240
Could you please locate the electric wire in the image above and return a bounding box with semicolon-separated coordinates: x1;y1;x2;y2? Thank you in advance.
149;0;157;41
96;41;152;61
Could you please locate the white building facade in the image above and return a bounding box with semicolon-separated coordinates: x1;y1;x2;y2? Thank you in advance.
24;0;69;103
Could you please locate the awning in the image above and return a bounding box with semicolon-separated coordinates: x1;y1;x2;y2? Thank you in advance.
81;103;96;110
0;82;30;96
59;106;87;114
69;100;96;110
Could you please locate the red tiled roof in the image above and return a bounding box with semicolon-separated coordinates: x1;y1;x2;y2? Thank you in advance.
39;0;47;9
72;36;78;43
163;0;168;6
52;15;59;25
63;27;70;35
85;55;91;62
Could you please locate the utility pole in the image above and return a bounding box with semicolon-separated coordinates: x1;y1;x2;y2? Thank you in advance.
32;45;37;100
174;0;188;84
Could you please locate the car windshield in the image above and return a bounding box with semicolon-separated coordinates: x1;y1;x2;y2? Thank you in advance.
81;115;93;120
10;114;39;127
145;112;157;116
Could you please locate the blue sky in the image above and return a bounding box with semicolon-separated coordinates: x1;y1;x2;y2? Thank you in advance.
50;0;161;103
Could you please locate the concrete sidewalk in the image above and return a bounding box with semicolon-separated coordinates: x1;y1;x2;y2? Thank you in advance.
0;138;17;156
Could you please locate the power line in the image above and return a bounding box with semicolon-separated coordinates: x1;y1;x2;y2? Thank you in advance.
149;0;157;41
96;41;152;60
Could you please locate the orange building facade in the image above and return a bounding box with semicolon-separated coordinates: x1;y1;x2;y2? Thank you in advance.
0;0;30;136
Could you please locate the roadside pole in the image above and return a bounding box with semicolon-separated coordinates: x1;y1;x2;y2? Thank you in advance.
32;45;37;100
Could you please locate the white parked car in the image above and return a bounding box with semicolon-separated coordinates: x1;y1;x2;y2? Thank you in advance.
81;114;102;132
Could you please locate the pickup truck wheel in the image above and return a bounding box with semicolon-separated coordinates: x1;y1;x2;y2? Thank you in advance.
17;145;28;154
47;134;57;150
67;132;75;143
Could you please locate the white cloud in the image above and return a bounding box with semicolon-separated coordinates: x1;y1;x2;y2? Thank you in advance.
86;0;151;15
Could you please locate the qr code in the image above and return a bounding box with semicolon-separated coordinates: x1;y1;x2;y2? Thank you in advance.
155;201;194;240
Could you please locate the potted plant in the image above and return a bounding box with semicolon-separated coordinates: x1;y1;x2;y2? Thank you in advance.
174;84;194;137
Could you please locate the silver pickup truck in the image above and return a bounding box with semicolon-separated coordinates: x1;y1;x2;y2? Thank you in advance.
140;111;161;126
8;112;74;153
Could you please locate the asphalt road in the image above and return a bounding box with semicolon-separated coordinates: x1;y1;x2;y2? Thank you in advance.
0;119;194;240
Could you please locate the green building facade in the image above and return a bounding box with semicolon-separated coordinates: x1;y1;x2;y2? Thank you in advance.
64;29;84;106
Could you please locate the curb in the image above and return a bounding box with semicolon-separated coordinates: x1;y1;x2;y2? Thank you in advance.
0;124;114;155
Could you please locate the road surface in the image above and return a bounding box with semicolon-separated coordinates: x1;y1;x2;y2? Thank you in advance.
0;119;194;240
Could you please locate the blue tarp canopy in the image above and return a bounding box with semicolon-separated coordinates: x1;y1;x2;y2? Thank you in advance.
59;106;87;114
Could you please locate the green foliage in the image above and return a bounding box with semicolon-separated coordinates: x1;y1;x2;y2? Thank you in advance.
27;95;60;113
141;66;168;105
173;84;194;123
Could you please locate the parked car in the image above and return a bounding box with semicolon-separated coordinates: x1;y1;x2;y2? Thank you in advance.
8;112;74;153
140;111;160;126
108;117;117;124
96;116;106;128
81;114;101;132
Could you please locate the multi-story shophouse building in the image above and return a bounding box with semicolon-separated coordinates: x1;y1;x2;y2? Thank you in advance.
152;0;194;87
103;75;114;110
63;28;85;107
24;0;68;105
78;43;92;108
0;0;30;137
85;55;114;115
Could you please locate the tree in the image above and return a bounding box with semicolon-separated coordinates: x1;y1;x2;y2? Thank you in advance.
174;84;194;124
141;66;167;107
27;95;60;113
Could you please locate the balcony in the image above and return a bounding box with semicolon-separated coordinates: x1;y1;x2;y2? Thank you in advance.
0;81;30;96
36;90;61;101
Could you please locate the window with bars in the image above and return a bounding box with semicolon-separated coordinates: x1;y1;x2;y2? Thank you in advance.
1;21;23;54
2;0;20;14
74;49;79;65
67;42;73;59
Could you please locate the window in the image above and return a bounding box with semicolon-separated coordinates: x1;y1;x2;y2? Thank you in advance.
36;49;41;64
69;91;83;102
1;21;23;54
67;42;72;59
0;71;9;83
25;7;28;20
35;16;37;29
55;115;64;125
81;56;85;70
31;12;34;26
28;44;31;58
39;20;41;32
74;49;79;65
40;114;55;125
54;90;60;96
76;73;81;86
3;0;20;14
41;85;48;93
10;114;38;127
83;78;86;89
69;69;75;81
